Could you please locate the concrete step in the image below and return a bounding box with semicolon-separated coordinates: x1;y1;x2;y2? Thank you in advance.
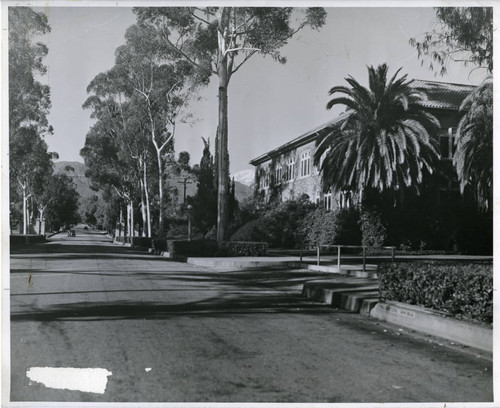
346;270;378;279
307;264;377;276
340;291;379;312
302;280;378;307
360;298;379;316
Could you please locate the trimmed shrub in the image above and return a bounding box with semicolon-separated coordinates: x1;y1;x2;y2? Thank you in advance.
133;237;153;248
263;196;316;248
299;207;361;248
379;261;493;323
229;218;268;243
335;208;361;245
167;239;218;257
152;238;167;252
165;239;267;257
456;210;493;255
359;209;387;247
299;208;338;247
10;234;46;245
217;241;268;256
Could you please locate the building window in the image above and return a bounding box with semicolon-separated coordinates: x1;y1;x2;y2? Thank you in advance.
339;190;351;209
324;189;332;211
300;151;311;177
260;169;270;189
440;127;456;159
285;158;295;182
274;165;282;185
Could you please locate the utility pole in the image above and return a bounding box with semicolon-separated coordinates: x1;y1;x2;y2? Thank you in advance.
182;177;193;204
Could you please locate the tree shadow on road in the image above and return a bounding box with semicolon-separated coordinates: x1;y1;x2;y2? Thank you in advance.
11;290;338;322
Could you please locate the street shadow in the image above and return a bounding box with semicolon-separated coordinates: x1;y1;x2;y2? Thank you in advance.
11;291;337;322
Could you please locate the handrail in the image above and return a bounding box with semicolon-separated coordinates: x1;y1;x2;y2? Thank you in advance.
314;244;396;271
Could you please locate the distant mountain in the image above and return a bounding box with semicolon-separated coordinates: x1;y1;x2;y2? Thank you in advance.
234;181;253;202
53;161;97;202
232;169;255;187
53;160;254;206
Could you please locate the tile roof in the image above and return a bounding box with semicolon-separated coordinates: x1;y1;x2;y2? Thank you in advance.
249;113;347;165
250;80;475;165
411;79;475;110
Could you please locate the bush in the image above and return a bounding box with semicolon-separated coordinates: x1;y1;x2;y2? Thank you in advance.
263;196;316;248
379;261;493;323
230;218;268;243
359;209;387;247
299;207;361;248
299;208;338;247
133;237;153;248
217;241;268;256
165;239;267;257
152;238;167;252
10;235;46;245
456;210;493;255
335;208;361;244
167;239;218;257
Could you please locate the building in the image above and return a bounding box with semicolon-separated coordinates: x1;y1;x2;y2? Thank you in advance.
249;79;474;211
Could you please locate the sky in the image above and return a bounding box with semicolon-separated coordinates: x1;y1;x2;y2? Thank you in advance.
29;5;488;174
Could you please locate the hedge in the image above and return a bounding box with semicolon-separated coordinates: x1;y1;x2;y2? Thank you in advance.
378;261;493;323
132;237;152;248
10;234;46;245
217;241;268;256
167;239;218;257
152;239;268;257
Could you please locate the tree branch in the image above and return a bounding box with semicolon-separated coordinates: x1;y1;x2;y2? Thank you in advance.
188;8;212;26
160;30;217;75
230;49;258;76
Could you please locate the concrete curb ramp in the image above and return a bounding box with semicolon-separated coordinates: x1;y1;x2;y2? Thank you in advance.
370;301;492;353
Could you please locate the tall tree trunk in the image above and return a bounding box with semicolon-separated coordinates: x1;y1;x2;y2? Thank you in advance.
38;208;43;235
156;148;164;237
144;159;152;237
119;207;123;238
140;178;147;237
22;185;27;234
216;58;229;242
130;199;135;247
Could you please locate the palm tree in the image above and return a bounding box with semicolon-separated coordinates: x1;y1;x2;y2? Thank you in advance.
314;64;440;195
453;78;492;210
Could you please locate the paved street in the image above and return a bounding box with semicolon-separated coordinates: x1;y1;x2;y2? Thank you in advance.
10;227;492;403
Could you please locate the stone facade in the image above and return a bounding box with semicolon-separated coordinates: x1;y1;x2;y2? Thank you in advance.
250;79;474;210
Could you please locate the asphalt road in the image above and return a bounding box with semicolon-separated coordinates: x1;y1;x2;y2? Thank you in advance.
9;226;492;403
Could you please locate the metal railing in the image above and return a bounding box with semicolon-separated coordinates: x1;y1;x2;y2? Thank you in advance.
313;244;396;271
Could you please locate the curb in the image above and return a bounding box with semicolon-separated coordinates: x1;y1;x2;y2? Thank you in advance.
186;258;304;269
370;300;492;353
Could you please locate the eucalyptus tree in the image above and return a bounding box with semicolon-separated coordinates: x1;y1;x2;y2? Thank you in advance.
134;6;327;241
10;129;54;233
111;23;207;236
83;69;156;238
315;64;440;196
80;117;139;243
454;79;493;210
37;174;80;232
9;7;54;233
409;7;493;76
